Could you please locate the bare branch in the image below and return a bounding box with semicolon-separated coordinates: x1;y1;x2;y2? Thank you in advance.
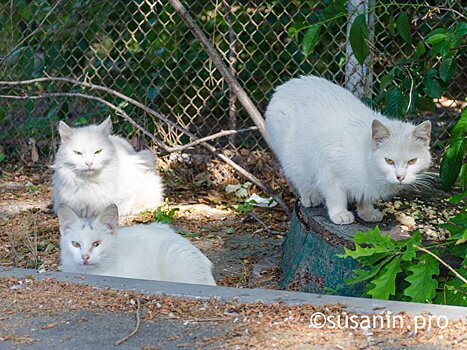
167;0;266;138
168;127;258;152
0;87;290;213
0;92;168;150
0;0;63;65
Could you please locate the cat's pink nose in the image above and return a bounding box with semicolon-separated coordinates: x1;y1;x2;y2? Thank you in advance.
81;254;90;264
85;161;93;167
397;175;405;182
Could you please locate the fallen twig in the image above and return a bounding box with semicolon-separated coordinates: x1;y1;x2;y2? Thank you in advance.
242;211;286;236
415;245;467;284
115;297;141;346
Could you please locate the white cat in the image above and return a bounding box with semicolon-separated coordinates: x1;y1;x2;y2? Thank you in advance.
52;117;163;217
58;203;216;285
265;75;432;225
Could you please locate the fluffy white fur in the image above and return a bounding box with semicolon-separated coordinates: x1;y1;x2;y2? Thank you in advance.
52;117;163;217
58;204;216;285
265;75;432;225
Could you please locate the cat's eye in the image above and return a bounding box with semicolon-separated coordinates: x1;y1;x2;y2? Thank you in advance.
73;151;82;156
92;241;101;248
408;158;417;165
385;158;394;165
71;241;81;248
94;149;102;155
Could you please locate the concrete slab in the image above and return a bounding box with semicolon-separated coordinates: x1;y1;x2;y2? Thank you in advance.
1;267;465;320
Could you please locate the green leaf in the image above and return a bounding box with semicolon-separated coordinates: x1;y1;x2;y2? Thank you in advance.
345;255;394;285
349;14;369;65
460;163;467;191
403;254;439;302
396;12;412;44
323;1;346;19
423;79;442;99
439;58;457;82
426;33;448;45
415;41;426;57
401;231;421;261
454;22;467;36
379;74;393;90
302;24;321;56
385;86;406;118
435;278;467;306
367;256;402;299
450;108;467;139
417;96;435;112
440;137;466;190
353;227;393;247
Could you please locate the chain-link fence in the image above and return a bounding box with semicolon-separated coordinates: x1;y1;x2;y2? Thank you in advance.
0;0;465;163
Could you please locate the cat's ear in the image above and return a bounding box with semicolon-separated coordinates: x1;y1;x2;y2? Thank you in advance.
372;119;391;149
57;204;79;235
98;204;119;233
58;121;74;143
98;117;112;136
412;120;431;148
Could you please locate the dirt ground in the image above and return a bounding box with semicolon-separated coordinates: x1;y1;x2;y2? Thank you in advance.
0;159;289;289
0;155;466;349
0;153;464;288
0;277;465;349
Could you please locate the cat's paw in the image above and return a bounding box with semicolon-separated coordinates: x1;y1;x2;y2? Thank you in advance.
310;193;324;207
300;197;312;207
357;208;384;222
329;211;355;225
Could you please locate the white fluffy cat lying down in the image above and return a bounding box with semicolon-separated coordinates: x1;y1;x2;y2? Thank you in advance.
58;203;216;286
52;117;164;217
266;75;432;225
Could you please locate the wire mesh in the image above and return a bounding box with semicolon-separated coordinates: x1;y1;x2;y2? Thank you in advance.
0;0;465;162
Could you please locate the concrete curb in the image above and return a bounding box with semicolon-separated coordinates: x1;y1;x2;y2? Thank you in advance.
1;267;465;320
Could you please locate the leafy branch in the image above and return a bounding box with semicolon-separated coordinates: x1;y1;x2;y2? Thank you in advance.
340;199;467;306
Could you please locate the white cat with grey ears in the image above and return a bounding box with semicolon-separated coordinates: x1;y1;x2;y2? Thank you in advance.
58;203;216;285
52;117;164;217
265;75;432;225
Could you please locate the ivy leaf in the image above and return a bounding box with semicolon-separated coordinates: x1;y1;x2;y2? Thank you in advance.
385;86;406;118
349;14;369;65
302;24;321;56
403;254;439;303
366;256;402;299
396;12;412;44
439;58;457;82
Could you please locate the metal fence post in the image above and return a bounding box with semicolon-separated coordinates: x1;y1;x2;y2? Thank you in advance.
345;0;375;98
